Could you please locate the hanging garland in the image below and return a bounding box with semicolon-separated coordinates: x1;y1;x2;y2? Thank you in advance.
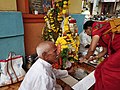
55;16;80;68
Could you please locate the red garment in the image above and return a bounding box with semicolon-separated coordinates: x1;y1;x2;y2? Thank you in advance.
92;22;120;90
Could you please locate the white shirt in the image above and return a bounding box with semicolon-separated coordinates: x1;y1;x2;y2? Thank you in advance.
79;31;91;47
19;58;68;90
79;31;91;55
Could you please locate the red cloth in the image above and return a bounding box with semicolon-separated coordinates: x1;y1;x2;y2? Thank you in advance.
92;21;111;48
92;22;120;90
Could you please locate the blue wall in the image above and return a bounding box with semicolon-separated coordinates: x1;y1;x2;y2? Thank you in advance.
71;14;85;34
0;12;25;59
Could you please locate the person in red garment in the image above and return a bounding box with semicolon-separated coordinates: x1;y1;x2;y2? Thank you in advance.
80;20;120;90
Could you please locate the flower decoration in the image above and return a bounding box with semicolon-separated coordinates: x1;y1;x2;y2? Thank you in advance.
42;0;80;69
55;16;80;68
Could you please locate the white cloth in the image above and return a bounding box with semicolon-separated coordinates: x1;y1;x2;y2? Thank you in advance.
72;71;95;90
79;31;91;47
19;58;68;90
81;10;91;23
79;31;91;55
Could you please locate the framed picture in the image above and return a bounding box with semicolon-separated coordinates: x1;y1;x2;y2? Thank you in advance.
29;0;52;14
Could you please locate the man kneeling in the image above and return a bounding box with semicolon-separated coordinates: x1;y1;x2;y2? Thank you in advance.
19;41;72;90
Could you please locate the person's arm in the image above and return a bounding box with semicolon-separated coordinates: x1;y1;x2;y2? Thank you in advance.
53;68;68;78
85;35;100;59
89;47;107;60
79;35;100;63
35;75;54;90
19;72;54;90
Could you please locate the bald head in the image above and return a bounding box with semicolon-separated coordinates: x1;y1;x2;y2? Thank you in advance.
36;41;55;58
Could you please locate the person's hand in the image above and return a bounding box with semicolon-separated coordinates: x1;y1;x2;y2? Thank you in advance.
88;55;99;61
88;56;94;61
79;56;87;63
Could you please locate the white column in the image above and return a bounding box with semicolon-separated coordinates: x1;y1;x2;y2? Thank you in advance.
92;0;99;15
82;0;84;10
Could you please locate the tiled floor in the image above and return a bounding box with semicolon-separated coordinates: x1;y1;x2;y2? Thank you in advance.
0;82;21;90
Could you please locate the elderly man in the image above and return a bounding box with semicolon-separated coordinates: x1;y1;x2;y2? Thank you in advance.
19;41;72;90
